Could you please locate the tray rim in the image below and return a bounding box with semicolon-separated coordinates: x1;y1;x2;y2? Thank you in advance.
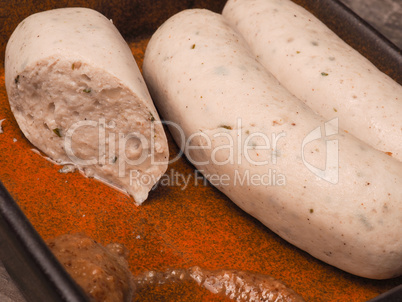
0;0;401;301
0;181;89;302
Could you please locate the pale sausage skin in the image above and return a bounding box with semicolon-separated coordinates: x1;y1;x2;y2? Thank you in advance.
143;9;402;279
5;8;169;204
223;0;402;162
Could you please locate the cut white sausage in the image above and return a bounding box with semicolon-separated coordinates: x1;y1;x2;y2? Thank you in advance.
143;9;402;279
223;0;402;161
5;8;168;204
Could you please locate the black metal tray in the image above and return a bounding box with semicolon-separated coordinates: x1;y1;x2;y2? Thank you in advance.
0;0;401;301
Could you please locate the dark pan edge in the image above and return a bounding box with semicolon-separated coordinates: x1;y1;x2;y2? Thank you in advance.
293;0;402;84
366;283;402;302
0;1;401;301
0;181;89;302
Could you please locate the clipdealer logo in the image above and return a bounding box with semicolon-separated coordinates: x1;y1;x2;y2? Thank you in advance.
60;117;339;187
301;118;339;184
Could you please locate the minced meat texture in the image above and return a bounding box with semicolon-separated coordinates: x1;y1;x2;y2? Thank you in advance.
48;233;305;302
47;233;135;302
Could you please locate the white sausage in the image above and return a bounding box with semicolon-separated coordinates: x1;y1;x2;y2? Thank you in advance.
143;9;402;279
5;8;168;204
223;0;402;161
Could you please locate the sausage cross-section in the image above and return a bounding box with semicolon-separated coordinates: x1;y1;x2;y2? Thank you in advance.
143;9;402;279
5;8;168;204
